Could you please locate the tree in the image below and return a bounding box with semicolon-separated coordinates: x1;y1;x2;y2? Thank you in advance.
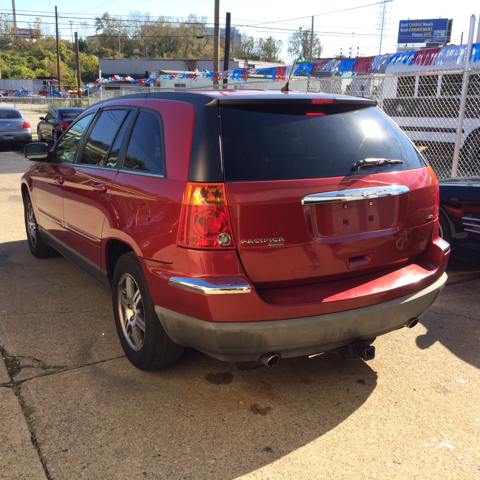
288;27;322;62
258;37;283;62
236;34;283;62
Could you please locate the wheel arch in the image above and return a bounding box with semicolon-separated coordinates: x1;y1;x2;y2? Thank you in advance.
105;239;134;285
439;206;456;239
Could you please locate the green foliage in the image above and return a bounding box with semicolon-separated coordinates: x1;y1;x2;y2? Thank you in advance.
288;28;322;62
236;35;283;62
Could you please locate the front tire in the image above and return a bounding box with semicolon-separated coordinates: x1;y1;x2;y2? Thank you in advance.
24;194;58;258
112;253;184;370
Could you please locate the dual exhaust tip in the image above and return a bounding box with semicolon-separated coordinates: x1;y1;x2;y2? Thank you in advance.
250;318;419;368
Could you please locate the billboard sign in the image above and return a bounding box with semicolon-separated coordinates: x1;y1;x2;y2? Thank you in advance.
16;28;34;38
398;19;450;44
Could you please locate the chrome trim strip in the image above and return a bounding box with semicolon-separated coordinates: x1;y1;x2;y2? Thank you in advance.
465;228;480;234
169;277;251;295
436;238;451;254
463;222;480;228
301;185;410;205
117;169;165;179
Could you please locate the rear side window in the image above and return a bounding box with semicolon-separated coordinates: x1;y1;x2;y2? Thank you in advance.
80;109;128;165
220;105;425;181
123;111;165;175
106;111;132;168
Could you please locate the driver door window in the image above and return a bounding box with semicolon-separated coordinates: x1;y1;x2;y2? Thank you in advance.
52;113;94;164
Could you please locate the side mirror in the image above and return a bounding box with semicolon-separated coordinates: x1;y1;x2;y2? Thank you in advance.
39;117;45;121
24;142;51;161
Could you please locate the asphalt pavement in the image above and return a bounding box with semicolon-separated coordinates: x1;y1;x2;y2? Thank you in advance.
0;141;479;479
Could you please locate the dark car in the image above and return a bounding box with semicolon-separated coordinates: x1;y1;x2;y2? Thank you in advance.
21;90;450;371
37;107;86;144
0;107;32;145
439;177;480;255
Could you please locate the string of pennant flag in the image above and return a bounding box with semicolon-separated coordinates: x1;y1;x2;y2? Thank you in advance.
82;43;480;90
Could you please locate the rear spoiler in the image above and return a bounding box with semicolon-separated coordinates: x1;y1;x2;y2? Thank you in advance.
207;96;376;107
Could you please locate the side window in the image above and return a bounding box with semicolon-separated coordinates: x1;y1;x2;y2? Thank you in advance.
105;111;132;168
123;112;165;175
45;112;54;120
79;109;128;166
52;113;94;164
418;75;438;97
396;76;415;97
441;74;462;96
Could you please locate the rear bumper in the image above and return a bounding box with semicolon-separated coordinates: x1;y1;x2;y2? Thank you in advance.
154;272;447;363
0;131;31;142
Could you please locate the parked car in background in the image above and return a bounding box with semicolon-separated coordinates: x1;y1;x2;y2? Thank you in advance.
37;107;85;144
0;107;32;145
21;90;450;371
439;177;480;255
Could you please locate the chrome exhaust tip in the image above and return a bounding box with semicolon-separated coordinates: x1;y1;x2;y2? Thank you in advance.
259;353;280;367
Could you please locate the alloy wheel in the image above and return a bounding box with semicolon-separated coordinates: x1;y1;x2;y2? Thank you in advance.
26;202;37;247
117;273;146;351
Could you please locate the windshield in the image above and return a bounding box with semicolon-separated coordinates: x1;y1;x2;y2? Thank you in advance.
58;109;84;120
220;105;425;181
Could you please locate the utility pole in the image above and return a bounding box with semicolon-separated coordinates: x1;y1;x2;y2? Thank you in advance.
11;0;17;32
213;0;220;85
309;16;314;62
55;6;61;91
75;32;82;104
223;12;231;86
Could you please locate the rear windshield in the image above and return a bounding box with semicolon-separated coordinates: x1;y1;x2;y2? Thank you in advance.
58;109;84;119
220;105;425;181
0;109;22;119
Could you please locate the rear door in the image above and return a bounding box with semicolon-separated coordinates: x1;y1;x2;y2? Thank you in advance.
62;108;133;269
220;101;437;288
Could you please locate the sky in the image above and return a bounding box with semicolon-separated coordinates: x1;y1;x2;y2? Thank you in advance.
2;0;479;61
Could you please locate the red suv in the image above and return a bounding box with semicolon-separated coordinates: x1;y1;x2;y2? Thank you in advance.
22;90;450;370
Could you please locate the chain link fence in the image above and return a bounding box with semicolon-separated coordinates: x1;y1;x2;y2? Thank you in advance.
0;95;85;111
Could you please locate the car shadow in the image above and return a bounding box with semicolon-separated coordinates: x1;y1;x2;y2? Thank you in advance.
416;254;480;370
0;239;378;479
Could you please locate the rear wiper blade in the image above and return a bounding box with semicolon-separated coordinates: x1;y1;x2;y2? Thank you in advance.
350;158;404;171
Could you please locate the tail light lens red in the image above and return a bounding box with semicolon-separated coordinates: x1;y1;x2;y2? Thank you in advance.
59;121;69;128
178;183;236;249
17;121;30;129
428;166;440;219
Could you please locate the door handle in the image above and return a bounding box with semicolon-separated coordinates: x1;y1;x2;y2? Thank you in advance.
54;176;64;185
91;182;107;193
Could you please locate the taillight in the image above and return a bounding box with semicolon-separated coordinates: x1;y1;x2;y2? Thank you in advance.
17;121;30;129
428;166;440;219
178;183;236;249
59;121;69;128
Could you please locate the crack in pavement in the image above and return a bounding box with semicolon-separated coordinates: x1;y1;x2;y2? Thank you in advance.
0;345;126;479
428;309;480;323
0;347;126;387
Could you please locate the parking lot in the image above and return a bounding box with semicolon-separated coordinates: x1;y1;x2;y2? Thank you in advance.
1;134;479;479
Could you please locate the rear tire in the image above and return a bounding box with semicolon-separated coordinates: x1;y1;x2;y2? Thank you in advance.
24;194;58;258
112;252;184;370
